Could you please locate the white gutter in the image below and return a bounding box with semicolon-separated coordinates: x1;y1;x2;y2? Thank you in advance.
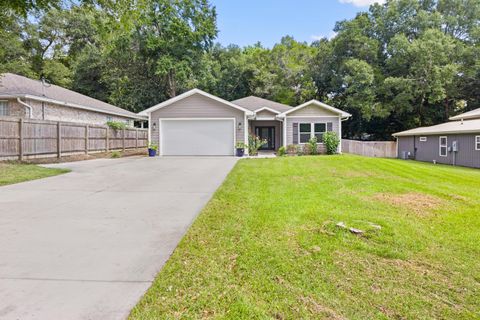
16;97;33;118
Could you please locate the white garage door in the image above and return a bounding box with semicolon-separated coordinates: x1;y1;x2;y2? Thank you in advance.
160;119;235;156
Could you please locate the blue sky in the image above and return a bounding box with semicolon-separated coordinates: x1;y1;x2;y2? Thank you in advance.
210;0;383;47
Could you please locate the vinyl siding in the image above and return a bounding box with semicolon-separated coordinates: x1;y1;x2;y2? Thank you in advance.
255;109;277;118
288;104;339;117
285;116;340;145
150;93;245;150
397;134;480;168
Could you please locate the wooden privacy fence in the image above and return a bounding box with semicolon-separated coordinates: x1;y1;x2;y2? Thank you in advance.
0;117;148;160
342;139;397;158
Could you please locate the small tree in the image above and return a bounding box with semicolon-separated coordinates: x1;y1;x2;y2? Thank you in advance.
323;131;340;154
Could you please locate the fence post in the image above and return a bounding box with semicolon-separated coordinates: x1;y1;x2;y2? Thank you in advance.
122;128;126;152
85;124;89;155
57;122;61;158
106;127;109;152
135;128;138;149
19;118;24;161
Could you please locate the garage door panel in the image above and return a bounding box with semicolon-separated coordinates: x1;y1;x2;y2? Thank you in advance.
161;119;234;156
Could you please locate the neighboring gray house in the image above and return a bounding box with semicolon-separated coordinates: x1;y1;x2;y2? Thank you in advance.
0;73;143;126
393;108;480;168
139;88;351;156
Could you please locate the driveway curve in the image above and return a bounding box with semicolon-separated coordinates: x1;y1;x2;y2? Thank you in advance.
0;156;237;320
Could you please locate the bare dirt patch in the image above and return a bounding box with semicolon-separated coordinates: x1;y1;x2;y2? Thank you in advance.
372;192;443;216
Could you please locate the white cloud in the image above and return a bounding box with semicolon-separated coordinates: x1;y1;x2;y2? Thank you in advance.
311;31;337;41
339;0;385;7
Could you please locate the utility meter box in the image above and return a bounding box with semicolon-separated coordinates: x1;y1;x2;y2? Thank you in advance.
452;141;458;152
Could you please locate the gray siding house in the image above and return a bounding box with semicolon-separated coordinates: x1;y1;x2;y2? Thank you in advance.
139;89;351;156
0;73;143;126
394;109;480;168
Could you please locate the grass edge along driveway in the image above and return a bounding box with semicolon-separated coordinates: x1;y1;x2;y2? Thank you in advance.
0;162;69;186
129;154;480;319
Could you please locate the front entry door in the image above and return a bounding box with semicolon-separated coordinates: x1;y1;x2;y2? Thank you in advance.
255;127;275;150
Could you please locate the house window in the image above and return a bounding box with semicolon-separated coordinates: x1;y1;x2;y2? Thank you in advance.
476;136;480;151
106;116;113;122
298;122;332;143
314;123;326;142
419;137;427;142
299;123;311;143
0;100;8;116
439;136;448;157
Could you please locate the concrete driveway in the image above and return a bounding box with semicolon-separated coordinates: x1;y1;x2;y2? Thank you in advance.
0;156;237;320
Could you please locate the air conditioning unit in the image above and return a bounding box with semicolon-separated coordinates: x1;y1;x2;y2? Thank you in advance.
401;151;410;160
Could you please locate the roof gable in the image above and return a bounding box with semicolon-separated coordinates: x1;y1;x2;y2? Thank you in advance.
231;96;292;113
139;89;253;115
279;100;351;118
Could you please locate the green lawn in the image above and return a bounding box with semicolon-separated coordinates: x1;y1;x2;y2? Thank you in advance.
0;162;69;186
130;155;480;319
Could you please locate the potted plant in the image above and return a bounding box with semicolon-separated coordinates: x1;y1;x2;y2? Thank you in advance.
148;143;158;157
235;142;246;157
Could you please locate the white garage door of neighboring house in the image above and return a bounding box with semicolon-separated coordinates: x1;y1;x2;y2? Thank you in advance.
160;119;235;156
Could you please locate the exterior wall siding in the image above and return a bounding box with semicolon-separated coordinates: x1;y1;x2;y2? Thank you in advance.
285;116;340;145
288;104;339;117
397;134;480;168
255;109;277;118
0;98;132;126
150;93;245;150
249;120;282;150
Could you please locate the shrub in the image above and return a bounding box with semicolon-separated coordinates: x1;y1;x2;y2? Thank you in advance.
248;134;267;156
286;144;297;155
148;143;158;151
110;151;121;158
236;142;247;149
307;136;318;155
296;144;304;156
323;131;340;154
277;146;286;156
107;121;127;130
302;143;312;155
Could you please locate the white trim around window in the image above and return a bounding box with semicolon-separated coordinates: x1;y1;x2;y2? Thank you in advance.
298;122;329;144
0;100;8;116
475;136;480;151
439;136;448;157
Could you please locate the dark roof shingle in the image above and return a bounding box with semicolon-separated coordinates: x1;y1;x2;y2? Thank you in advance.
232;96;292;113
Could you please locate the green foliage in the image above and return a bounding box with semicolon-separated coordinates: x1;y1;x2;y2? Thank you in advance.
277;146;286;156
247;134;267;156
1;0;479;140
286;144;297;155
110;151;121;158
235;142;247;149
323;131;340;155
148;143;158;152
307;136;318;155
106;121;126;130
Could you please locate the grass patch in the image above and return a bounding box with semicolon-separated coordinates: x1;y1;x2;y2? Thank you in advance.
130;154;480;319
0;162;69;186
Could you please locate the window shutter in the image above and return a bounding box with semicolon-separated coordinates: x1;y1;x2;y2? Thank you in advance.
293;123;298;144
327;122;333;132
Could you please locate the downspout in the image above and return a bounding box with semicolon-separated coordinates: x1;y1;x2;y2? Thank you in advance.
17;97;33;118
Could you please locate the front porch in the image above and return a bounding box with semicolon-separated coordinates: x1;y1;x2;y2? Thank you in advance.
248;120;283;151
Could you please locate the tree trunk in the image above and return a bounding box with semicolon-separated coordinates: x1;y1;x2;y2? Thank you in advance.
167;70;176;98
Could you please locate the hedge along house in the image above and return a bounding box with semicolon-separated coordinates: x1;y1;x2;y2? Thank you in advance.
139;88;351;156
393;107;480;169
0;73;144;126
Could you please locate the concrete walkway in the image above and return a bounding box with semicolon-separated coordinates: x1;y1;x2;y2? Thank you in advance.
0;156;237;319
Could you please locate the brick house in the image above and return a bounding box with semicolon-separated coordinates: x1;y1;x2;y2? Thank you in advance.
0;73;144;126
